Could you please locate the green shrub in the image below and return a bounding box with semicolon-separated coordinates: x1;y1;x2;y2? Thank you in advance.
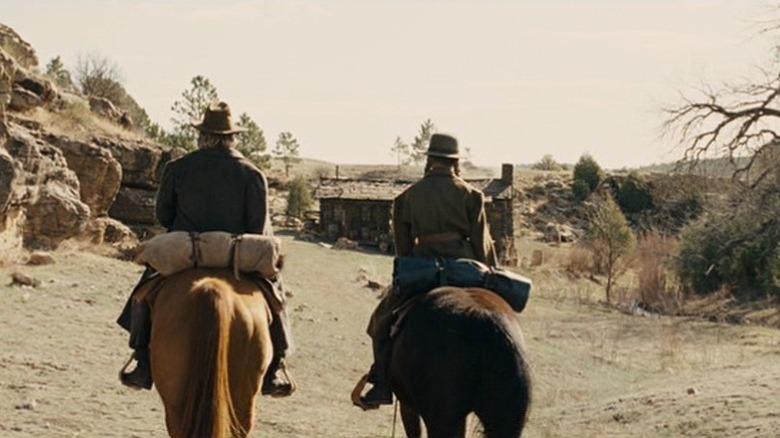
286;176;313;218
616;172;653;213
675;212;780;297
573;154;604;192
571;179;591;201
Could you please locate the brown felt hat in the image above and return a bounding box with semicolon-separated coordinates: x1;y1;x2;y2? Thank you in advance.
426;133;461;159
192;101;246;135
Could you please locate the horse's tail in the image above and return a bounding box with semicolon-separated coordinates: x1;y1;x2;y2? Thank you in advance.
178;278;241;438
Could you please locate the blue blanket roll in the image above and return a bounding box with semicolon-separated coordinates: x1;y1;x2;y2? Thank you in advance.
392;257;531;313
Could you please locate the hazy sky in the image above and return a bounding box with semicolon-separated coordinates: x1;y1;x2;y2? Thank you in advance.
3;1;777;168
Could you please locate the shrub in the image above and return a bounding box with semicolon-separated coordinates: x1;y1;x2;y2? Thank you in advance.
571;179;591;202
675;210;780;297
532;154;563;171
286;176;313;219
573;154;604;192
616;171;653;213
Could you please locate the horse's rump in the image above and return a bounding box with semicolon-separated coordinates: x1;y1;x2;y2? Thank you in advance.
149;268;273;438
390;286;531;438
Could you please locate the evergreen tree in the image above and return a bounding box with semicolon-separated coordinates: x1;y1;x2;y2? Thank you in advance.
273;131;301;178
572;154;604;200
170;76;219;151
409;119;436;165
236;112;270;170
44;56;74;91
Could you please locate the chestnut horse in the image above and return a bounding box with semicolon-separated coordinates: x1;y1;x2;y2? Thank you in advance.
143;268;273;438
389;286;531;438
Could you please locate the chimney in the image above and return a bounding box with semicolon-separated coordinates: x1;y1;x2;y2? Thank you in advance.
335;165;340;179
501;163;513;184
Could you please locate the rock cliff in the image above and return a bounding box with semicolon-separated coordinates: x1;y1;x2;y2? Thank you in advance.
0;23;172;258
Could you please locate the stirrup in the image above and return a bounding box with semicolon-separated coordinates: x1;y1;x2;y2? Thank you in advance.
262;361;297;397
119;352;152;390
118;352;136;381
351;373;378;411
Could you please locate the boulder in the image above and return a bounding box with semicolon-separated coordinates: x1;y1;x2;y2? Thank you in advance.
9;83;41;111
83;216;138;248
88;96;123;120
27;250;55;265
49;135;122;216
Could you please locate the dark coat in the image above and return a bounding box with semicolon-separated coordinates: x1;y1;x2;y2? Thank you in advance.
156;147;270;235
392;167;497;266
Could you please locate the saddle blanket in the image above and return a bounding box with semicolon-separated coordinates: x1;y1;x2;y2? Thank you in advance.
393;257;531;313
135;231;281;278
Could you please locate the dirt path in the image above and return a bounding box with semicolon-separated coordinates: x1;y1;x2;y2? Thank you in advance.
1;236;778;437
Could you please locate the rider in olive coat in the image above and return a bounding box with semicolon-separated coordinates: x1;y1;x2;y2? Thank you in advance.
358;133;498;408
118;102;295;397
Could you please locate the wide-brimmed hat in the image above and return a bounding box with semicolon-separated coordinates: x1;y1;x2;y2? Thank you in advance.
426;133;461;159
192;101;246;135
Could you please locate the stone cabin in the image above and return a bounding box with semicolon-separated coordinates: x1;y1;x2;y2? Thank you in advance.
314;164;518;266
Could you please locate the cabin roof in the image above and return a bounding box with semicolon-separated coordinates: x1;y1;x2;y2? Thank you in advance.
314;176;512;202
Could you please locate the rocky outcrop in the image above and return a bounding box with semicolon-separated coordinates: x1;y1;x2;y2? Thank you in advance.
93;137;174;189
93;137;183;228
109;186;157;225
5;124;90;247
48;134;122;217
0;23;180;255
10;76;56;112
88;95;133;129
0;24;38;70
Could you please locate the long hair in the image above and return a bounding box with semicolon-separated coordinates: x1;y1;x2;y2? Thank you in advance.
198;133;236;150
425;156;460;177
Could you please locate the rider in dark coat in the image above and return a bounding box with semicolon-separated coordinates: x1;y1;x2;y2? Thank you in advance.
117;102;295;397
359;133;498;407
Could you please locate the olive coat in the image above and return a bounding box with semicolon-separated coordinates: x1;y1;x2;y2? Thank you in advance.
392;167;497;266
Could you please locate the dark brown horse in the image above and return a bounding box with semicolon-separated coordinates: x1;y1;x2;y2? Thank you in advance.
389;286;531;438
143;268;273;438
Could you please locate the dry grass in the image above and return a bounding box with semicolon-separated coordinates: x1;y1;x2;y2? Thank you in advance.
24;94;144;142
633;232;684;314
561;244;592;277
1;235;780;437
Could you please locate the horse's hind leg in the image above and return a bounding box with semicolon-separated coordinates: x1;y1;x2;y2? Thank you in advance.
475;399;527;438
423;415;467;438
400;404;422;438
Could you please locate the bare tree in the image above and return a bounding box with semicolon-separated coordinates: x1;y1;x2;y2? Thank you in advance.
663;66;780;184
74;52;124;103
663;14;780;298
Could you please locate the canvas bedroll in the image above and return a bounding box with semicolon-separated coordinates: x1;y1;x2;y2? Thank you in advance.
135;231;281;278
